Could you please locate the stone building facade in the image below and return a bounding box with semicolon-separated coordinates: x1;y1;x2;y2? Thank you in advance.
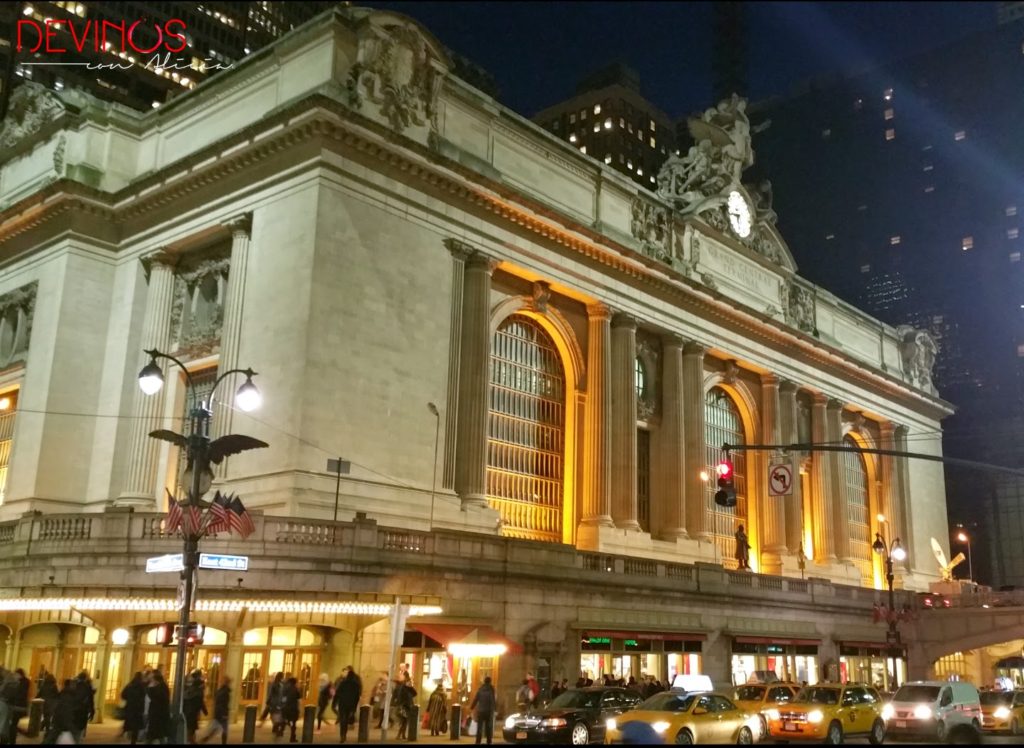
0;6;953;719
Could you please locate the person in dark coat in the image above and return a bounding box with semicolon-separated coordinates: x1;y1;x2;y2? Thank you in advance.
426;682;448;736
38;672;59;736
3;668;29;744
332;667;362;743
394;674;416;740
182;670;207;743
315;673;332;730
280;676;300;743
146;670;171;745
121;672;147;745
198;677;231;745
41;680;81;744
470;676;496;745
260;672;284;725
72;672;95;740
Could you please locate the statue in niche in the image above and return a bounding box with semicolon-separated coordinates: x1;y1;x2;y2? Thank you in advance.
896;326;939;393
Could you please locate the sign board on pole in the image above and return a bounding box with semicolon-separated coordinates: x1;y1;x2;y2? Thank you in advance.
326;458;351;475
768;463;794;496
198;553;249;571
146;553;184;573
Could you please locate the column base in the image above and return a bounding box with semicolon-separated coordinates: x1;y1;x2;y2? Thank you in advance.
759;551;783;576
579;515;615;528
656;528;689;542
614;520;643;532
458;492;490;510
112;494;158;510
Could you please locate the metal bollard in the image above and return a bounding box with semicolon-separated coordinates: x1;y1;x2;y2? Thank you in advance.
242;703;258;743
26;698;43;738
407;704;419;742
358;704;370;742
450;704;461;740
302;704;316;743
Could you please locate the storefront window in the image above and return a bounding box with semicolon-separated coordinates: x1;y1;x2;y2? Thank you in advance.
839;645;906;691
579;634;703;687
731;642;819;685
239;626;322;706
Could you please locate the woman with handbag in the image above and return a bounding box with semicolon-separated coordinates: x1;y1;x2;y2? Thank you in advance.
426;681;448;736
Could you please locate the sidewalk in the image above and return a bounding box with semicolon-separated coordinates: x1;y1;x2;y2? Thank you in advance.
72;721;493;745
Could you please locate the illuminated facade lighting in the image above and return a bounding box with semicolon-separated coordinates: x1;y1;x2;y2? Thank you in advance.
0;598;442;616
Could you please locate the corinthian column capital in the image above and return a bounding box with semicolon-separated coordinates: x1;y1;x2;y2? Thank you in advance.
226;213;252;237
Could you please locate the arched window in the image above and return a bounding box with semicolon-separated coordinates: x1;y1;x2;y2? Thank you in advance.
487;315;566;542
842;435;872;582
635;357;646;401
704;387;747;568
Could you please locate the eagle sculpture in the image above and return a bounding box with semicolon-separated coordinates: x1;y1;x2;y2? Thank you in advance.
148;429;268;502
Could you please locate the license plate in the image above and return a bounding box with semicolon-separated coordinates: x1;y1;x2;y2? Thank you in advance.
782;722;798;731
516;732;527;740
895;720;906;728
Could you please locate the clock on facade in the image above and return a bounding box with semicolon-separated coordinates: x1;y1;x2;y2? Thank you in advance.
727;190;752;238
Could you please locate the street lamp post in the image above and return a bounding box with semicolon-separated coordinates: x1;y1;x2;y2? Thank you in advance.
138;348;265;744
872;530;907;691
956;529;973;582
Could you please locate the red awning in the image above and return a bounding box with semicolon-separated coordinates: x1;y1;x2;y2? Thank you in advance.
584;630;707;641
733;636;821;646
409;623;523;655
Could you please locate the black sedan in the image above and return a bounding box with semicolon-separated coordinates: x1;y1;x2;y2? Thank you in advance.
502;687;642;744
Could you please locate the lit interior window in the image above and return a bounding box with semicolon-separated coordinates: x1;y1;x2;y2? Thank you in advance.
593;104;601;115
1010;252;1021;263
885;128;895;141
627;160;633;170
884;108;894;120
619;117;625;128
580;146;586;155
581;109;587;120
826;233;835;240
962;236;974;251
604;155;612;164
924;186;935;193
650;121;656;132
1007;206;1018;217
884;87;893;101
890;236;901;245
1009;228;1020;240
569;134;577;143
604;118;612;130
0;398;11;411
822;128;831;139
1017;344;1024;357
637;167;643;176
923;164;934;171
854;98;863;110
593;123;600;133
954;130;966;141
860;264;871;273
649;176;655;184
649;137;656;148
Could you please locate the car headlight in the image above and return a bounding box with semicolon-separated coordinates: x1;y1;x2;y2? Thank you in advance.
606;718;617;732
808;710;824;724
652;721;671;734
765;708;780;721
504;715;518;729
913;704;933;720
540;718;567;728
995;706;1012;720
881;704;894;721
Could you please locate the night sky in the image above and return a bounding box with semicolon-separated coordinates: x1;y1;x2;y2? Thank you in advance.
366;1;998;119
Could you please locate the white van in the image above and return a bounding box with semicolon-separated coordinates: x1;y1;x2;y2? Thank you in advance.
882;680;981;741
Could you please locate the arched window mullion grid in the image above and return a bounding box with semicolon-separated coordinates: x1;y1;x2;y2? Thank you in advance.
842;435;872;583
704;387;746;569
487;315;565;542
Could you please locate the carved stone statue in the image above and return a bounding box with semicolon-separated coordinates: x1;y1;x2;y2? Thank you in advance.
750;180;777;225
630;199;670;261
896;326;939;393
783;283;816;335
735;524;751;570
0;82;67;150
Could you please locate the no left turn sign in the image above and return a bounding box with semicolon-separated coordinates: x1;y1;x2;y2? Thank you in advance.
768;463;793;496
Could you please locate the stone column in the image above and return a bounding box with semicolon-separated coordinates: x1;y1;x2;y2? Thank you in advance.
212;215;252;450
760;374;786;573
225;632;243;722
657;334;687;540
93;636;111;723
779;381;802;553
117;251;178;507
581;303;614;527
610;314;640;531
827;398;852;562
894;425;915;566
810;394;835;561
442;240;471;490
454;251;496;509
682;342;708;541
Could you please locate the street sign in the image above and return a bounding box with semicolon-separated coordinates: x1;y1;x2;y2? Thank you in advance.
146;553;184;573
198;553;249;571
327;458;351;475
768;463;794;496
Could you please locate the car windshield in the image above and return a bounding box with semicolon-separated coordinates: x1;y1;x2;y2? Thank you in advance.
795;687;840;705
638;693;697;712
981;692;1013;706
547;690;599;709
892;685;941;703
734;686;766;701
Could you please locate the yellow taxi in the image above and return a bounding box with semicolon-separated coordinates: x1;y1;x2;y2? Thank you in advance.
764;683;886;744
604;690;760;744
980;689;1024;734
732;682;798;739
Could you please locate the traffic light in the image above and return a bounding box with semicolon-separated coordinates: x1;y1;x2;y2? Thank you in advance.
714;458;737;507
154;623;174;647
185;622;205;646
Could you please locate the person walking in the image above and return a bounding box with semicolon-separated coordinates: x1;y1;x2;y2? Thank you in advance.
121;672;147;745
38;671;59;737
370;673;388;729
315;673;332;731
426;681;448;736
394;674;416;740
71;672;94;743
261;672;284;726
198;677;231;745
40;679;81;744
182;669;207;744
332;666;361;743
470;676;496;745
281;676;301;743
145;670;171;745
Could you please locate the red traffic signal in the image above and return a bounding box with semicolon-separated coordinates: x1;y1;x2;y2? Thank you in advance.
716;460;734;481
154;623;174;647
714;458;737;507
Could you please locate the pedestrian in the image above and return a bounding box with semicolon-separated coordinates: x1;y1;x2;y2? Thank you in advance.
2;668;29;743
121;672;147;745
41;679;81;744
550;680;563;700
426;681;448;736
332;666;362;743
394;674;416;740
39;671;59;736
525;673;540;707
145;670;171;745
370;672;389;728
198;677;231;745
515;679;532;711
183;669;207;744
72;672;94;742
315;673;332;731
261;672;284;726
469;676;495;745
281;676;301;743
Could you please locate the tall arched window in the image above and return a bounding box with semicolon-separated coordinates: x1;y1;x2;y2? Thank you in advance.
704;387;747;568
487;315;566;542
842;435;872;582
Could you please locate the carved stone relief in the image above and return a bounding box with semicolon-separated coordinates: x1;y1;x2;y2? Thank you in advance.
0;82;68;151
896;325;939;395
635;333;661;423
629;198;672;263
0;282;38;369
782;282;816;335
170;251;230;360
347;16;445;135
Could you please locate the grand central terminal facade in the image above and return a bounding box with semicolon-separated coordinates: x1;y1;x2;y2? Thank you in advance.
0;6;953;718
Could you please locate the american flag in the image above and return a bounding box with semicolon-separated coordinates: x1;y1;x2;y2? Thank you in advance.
165;491;182;534
206;492;231;535
228;496;255;539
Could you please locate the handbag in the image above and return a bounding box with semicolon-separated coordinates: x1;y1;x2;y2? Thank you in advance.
466;717;477;736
